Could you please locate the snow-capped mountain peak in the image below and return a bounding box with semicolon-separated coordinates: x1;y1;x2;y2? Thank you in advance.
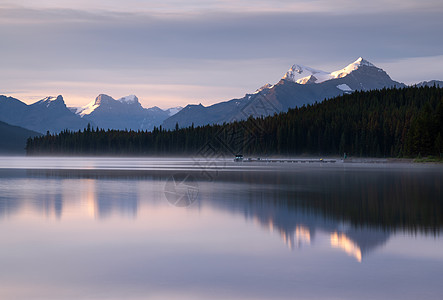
330;57;376;79
166;107;183;116
283;57;379;85
76;94;113;117
36;95;65;108
77;101;99;117
283;64;330;84
73;93;183;130
93;94;114;106
118;95;139;104
253;83;274;94
356;57;375;67
42;96;57;102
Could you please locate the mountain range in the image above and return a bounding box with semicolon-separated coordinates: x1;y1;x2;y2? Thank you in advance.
73;94;182;131
162;57;411;129
0;95;91;134
1;57;442;149
0;94;182;134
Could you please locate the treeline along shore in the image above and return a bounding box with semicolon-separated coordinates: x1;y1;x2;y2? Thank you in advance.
26;86;443;157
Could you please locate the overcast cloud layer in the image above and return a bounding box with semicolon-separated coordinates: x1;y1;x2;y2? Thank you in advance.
1;1;442;108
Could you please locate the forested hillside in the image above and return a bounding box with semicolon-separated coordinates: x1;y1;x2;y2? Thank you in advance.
26;86;443;157
0;121;42;154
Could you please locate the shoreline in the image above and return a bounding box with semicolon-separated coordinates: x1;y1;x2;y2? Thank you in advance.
4;154;441;164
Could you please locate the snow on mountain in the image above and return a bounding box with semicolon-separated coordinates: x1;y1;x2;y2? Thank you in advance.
283;65;331;84
70;94;184;131
253;83;274;94
162;57;404;130
336;84;353;92
330;57;375;79
166;107;183;116
0;95;91;134
414;80;443;88
40;96;58;103
35;95;65;108
118;95;138;104
283;57;379;85
75;94;182;119
76;100;100;117
76;94;138;117
145;105;182;116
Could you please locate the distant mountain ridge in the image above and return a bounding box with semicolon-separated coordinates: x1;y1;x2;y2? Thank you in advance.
282;57;377;84
0;95;91;134
0;94;182;134
0;120;42;154
26;86;443;158
72;94;182;131
415;80;443;88
1;57;442;136
162;57;406;129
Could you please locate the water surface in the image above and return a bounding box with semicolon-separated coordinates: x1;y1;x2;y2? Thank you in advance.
0;157;442;300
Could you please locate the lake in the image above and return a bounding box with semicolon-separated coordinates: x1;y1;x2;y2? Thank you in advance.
0;157;442;300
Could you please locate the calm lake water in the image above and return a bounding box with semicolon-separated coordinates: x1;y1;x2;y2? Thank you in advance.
0;157;442;300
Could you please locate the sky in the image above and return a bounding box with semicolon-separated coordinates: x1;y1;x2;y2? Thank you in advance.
1;0;443;109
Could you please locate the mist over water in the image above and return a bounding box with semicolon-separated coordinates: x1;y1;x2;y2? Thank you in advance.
0;157;442;300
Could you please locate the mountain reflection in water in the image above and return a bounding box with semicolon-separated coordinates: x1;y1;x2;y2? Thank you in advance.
0;163;441;263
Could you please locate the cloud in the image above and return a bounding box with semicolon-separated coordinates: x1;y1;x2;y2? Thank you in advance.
1;3;442;107
380;55;443;85
2;7;442;63
2;0;442;14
